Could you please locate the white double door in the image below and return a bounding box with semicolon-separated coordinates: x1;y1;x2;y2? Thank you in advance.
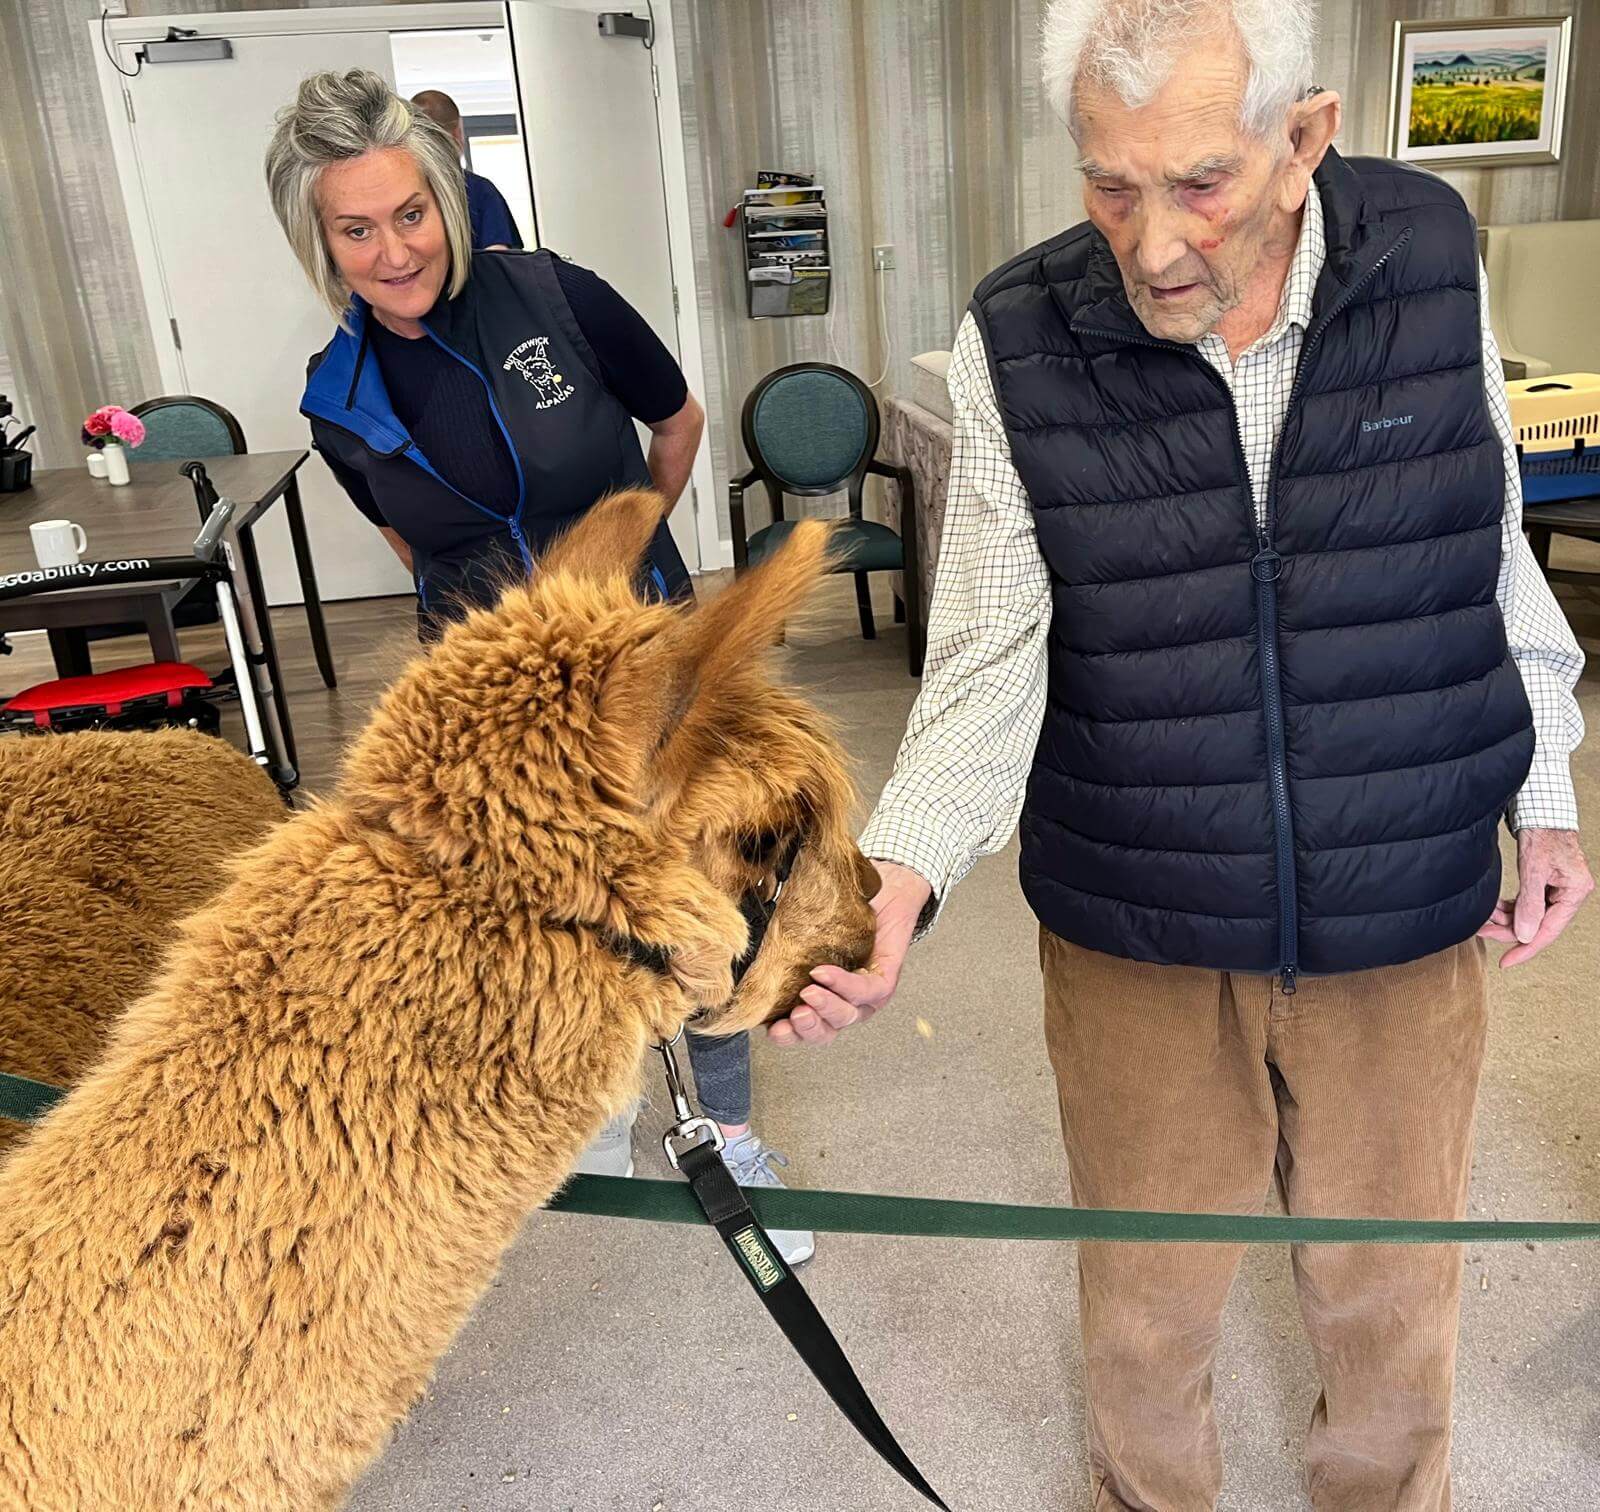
105;4;694;605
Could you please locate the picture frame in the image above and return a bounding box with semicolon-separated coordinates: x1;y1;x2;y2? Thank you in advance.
1388;16;1573;169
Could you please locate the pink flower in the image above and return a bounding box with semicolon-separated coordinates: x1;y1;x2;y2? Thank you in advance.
109;411;145;447
81;405;145;446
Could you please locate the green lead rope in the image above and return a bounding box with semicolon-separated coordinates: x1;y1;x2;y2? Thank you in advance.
548;1173;1600;1245
0;1071;71;1125
7;1071;1596;1245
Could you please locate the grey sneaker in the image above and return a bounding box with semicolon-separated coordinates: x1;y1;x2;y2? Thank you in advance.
573;1104;637;1178
721;1132;814;1267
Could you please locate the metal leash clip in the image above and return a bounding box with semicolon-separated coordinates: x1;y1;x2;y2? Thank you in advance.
656;1028;724;1170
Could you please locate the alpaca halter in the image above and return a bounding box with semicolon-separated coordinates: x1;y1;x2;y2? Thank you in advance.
604;828;805;988
652;826;806;1172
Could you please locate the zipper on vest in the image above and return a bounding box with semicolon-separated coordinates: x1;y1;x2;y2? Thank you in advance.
1249;532;1296;994
1077;228;1410;994
1255;227;1411;994
1072;317;1292;988
419;325;534;574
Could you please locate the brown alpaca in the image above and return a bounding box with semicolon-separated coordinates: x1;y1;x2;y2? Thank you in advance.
0;731;285;1151
0;493;877;1510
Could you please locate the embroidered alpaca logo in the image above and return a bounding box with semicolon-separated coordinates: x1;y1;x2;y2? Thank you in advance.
503;337;576;410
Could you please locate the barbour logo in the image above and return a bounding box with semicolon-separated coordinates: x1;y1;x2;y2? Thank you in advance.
1361;414;1413;433
731;1225;784;1292
503;336;576;410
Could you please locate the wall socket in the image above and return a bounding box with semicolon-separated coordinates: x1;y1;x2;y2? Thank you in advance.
101;1;129;16
872;244;896;271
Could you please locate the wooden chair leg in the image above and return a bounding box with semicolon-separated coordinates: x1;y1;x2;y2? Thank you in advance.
854;572;876;640
893;592;905;623
143;604;182;665
1529;527;1553;571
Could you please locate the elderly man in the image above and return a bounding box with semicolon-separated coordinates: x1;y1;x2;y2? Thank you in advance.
780;0;1591;1507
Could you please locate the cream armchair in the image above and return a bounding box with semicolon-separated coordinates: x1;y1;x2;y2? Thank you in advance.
1479;220;1600;380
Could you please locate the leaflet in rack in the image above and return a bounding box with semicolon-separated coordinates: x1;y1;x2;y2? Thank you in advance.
741;183;830;318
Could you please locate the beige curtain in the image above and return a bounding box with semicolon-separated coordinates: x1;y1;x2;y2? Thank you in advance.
669;0;1082;530
0;0;161;469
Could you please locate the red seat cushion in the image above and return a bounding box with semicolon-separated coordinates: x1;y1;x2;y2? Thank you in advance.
3;662;214;715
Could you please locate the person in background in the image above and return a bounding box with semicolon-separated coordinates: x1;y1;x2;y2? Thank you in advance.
265;68;813;1267
411;88;523;250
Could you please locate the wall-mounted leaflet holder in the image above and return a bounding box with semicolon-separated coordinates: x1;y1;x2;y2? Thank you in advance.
741;174;830;319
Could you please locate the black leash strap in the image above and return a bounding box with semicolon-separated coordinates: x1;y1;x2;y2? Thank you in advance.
656;1036;950;1510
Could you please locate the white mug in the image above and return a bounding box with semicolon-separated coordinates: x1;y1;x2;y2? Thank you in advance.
30;519;89;569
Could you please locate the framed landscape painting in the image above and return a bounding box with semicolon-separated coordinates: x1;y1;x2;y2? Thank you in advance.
1389;16;1572;168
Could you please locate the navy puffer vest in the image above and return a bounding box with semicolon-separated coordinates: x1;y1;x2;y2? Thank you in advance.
971;150;1534;984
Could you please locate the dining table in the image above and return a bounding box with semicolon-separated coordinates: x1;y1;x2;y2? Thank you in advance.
0;451;324;789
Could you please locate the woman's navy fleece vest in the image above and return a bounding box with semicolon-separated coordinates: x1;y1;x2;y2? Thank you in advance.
971;150;1533;982
301;249;689;636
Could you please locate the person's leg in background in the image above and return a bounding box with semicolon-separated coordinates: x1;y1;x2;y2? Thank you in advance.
1041;929;1281;1512
1272;939;1489;1512
683;1026;815;1266
682;1024;753;1134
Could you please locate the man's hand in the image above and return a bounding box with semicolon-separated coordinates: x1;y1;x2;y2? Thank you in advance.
1478;828;1594;967
767;861;933;1048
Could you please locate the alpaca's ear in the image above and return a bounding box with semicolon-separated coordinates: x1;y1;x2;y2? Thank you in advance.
595;620;697;767
683;519;835;678
593;522;834;791
541;489;667;585
595;617;707;803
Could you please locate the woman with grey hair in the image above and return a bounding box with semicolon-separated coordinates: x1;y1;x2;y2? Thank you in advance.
266;69;815;1266
266;68;699;625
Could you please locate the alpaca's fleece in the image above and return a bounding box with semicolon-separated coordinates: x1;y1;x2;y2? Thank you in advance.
0;730;285;1151
0;493;876;1510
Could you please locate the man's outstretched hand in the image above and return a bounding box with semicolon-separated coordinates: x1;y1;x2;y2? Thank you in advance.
1478;828;1594;967
760;829;1592;1041
767;861;933;1048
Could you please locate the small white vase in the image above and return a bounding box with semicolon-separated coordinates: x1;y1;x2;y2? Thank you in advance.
104;442;131;486
86;450;108;478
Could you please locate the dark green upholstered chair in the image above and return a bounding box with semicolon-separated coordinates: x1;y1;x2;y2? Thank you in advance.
729;363;923;676
132;393;249;464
